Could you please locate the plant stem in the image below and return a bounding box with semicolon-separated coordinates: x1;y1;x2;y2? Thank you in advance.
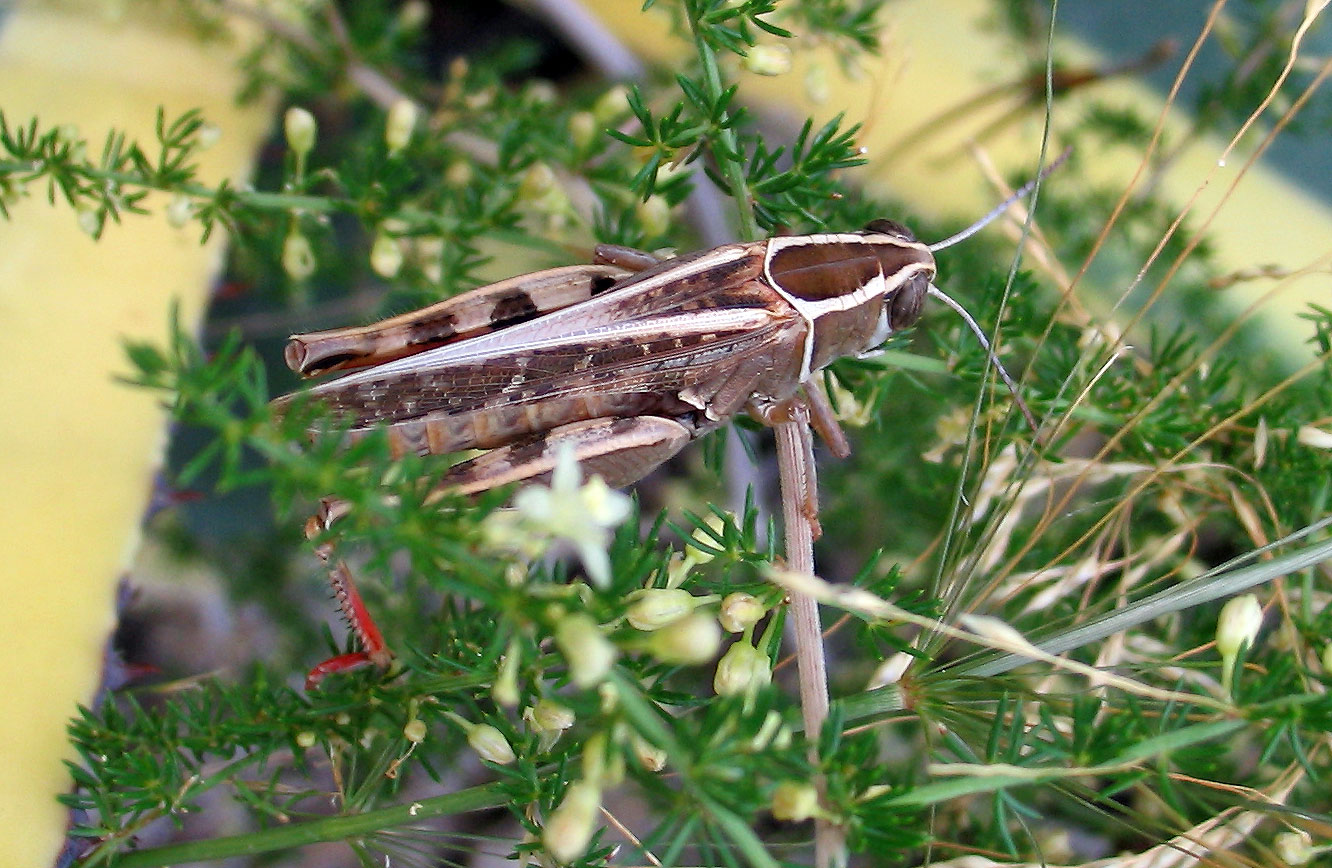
685;14;759;240
774;405;846;868
109;781;509;867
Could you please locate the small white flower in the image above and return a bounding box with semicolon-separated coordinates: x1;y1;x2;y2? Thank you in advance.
511;445;631;588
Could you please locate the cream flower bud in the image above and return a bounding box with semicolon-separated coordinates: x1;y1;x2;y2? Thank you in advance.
632;733;667;772
284;106;316;157
467;723;516;764
1274;830;1313;865
635;194;671;238
1217;594;1263;659
555;613;618;687
166;193;192;228
526;699;576;734
771;781;820;822
385;98;418;154
520;162;558;200
719;592;765;633
197;123;221;150
648;612;721;665
403;719;428;744
569;111;598;150
396;0;428;30
493;648;520;708
804;62;830;104
1297;424;1332;449
525;80;558;106
282;230;316;279
582;732;624;788
742;44;793;77
626;588;699;631
714;640;772;696
370;232;404;278
445;160;472;187
592;84;630;124
1217;593;1262;693
76;205;100;237
544;780;601;863
294;730;317;748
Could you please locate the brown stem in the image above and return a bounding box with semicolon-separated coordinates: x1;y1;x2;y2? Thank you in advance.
773;407;845;868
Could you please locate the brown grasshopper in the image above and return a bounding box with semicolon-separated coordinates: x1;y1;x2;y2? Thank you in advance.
276;190;1044;686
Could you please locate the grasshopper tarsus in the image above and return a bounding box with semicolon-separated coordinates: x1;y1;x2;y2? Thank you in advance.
593;243;665;272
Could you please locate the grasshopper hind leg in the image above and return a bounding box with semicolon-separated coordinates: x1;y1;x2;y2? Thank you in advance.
302;500;393;689
441;416;694;494
303;416;692;687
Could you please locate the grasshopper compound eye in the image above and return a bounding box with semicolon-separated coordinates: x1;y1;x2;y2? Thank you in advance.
888;272;929;329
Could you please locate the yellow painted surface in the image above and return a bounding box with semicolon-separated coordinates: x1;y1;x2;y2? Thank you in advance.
583;0;1332;358
0;6;273;865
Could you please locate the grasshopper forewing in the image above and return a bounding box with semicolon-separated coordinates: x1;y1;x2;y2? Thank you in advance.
276;219;1027;685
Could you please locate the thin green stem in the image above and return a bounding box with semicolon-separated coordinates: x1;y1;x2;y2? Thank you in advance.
110;781;509;867
685;14;759;240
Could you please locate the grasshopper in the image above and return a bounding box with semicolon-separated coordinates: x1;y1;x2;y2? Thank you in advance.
276;186;1045;686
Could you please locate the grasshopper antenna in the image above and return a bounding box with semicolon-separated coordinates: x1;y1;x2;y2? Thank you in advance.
923;147;1070;432
927;146;1070;253
927;284;1039;432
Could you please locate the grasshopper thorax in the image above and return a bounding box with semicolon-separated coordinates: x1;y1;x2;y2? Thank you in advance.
762;222;936;377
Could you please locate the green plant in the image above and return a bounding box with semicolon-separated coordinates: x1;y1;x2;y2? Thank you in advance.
7;1;1331;866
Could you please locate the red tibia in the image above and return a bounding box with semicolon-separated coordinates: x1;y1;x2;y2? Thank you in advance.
328;560;389;661
304;558;393;690
305;652;375;690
